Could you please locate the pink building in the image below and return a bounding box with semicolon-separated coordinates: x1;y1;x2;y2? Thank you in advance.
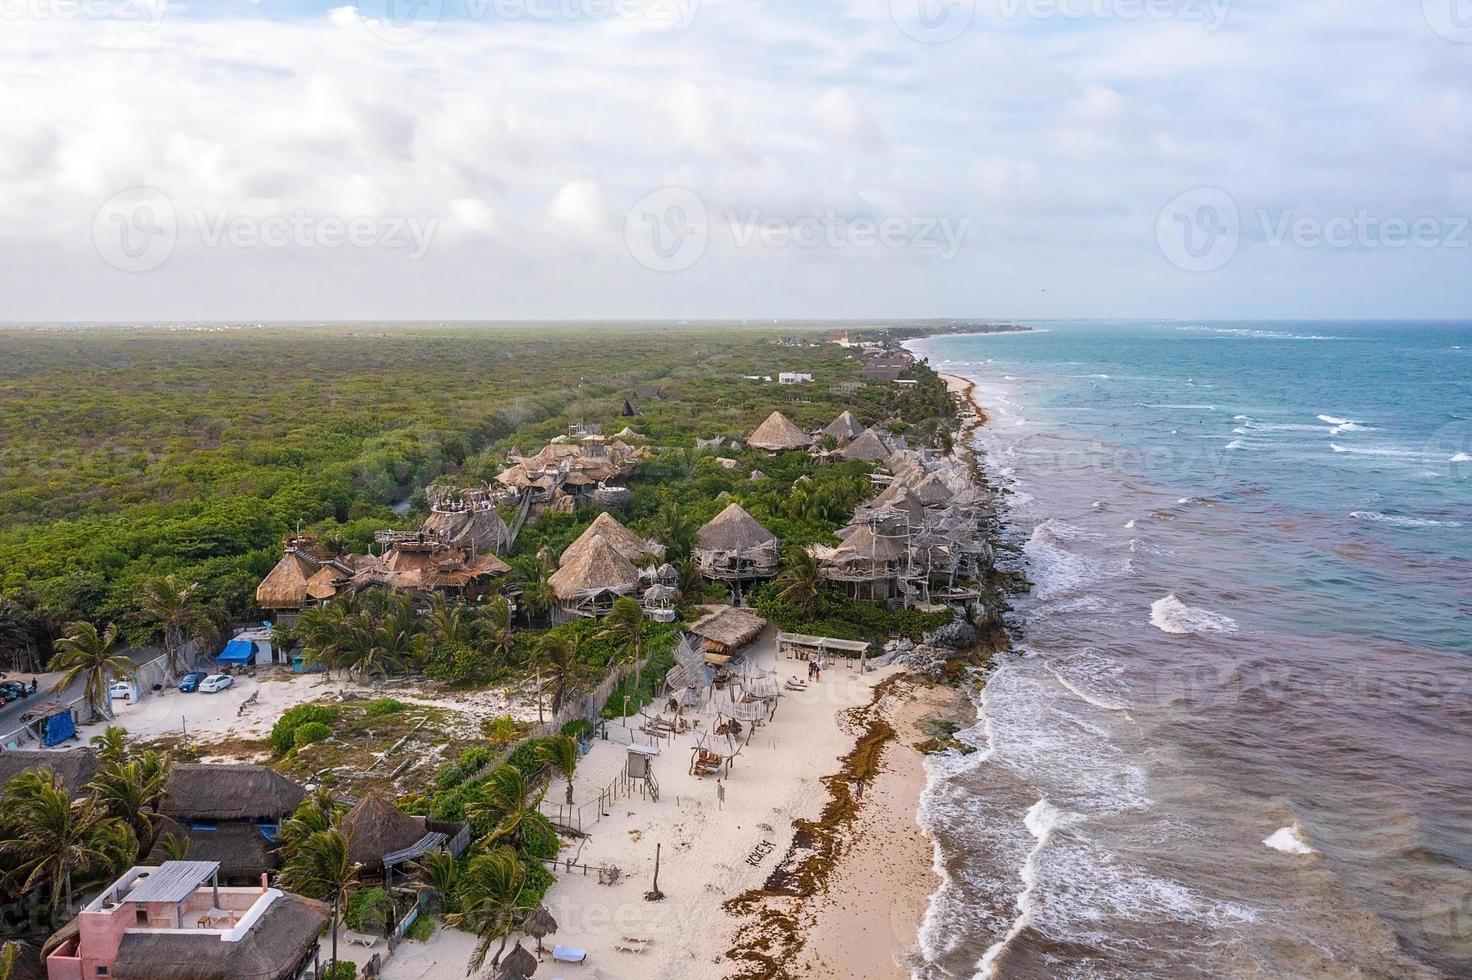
45;861;327;980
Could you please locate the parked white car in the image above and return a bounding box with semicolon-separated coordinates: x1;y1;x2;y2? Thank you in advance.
198;674;234;694
107;680;136;702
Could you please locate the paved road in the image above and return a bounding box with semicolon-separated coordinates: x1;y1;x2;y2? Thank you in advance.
0;649;169;743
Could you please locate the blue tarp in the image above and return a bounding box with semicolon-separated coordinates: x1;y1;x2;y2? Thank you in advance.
42;710;76;747
216;639;255;665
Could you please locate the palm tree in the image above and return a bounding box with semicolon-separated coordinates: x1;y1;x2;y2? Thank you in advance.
156;833;190;860
278;828;361;976
537;735;579;807
465;765;555;856
596;596;646;694
415;850;459;913
775;547;827;618
480;595;516;667
88;753;169;857
278;786;342;859
446;847;530;972
534;633;583;718
89;726;129;765
511;556;555;627
137;574;214;681
653;501;695;559
0;770;136;910
0;940;21;980
49;622;135;722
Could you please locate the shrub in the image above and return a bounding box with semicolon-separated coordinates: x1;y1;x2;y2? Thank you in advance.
560;718;596;740
322;961;356;980
424;641;495;686
405;912;436;942
364;697;408;717
345;887;390;932
267;704;337;756
433;746;496;790
293;721;332;749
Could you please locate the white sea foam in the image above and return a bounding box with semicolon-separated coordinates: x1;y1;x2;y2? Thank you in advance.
1141;403;1218;411
1451;452;1472;463
1264;824;1316;855
1151;594;1239;635
978;799;1083;979
1124;520;1136;528
1317;414;1353;426
1233;427;1248;435
1351;511;1464;528
1331;443;1426;459
1226;439;1245;450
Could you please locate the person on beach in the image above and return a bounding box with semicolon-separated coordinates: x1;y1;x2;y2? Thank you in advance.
717;778;726;811
814;656;823;681
855;776;865;799
807;659;816;682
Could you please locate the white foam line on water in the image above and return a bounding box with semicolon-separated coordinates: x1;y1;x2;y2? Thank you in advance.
976;799;1081;980
1264;823;1317;856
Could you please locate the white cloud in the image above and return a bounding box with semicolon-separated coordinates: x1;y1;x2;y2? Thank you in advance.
0;3;1465;320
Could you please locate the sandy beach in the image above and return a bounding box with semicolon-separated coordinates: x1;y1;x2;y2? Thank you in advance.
384;633;971;980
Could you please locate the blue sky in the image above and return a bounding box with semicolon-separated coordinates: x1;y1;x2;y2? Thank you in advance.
1;0;1469;321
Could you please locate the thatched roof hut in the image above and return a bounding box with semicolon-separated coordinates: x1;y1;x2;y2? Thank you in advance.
822;410;864;441
255;537;365;611
869;483;927;526
145;816;278;882
560;513;665;566
818;524;910;580
0;748;98;797
688;607;768;655
109;892;328;980
908;472;955;506
837;427;892;461
160;765;305;822
347;538;511;597
696;503;778;554
747;411;814;451
340;794;432;871
422;507;510;555
548;534;641;602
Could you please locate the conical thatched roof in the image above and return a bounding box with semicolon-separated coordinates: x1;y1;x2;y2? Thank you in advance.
872;483;926;524
560;512;664;566
747;411;814;451
909;472;955;506
827;523;909;563
696;503;778;553
838;428;892;461
341;794;429;868
822;410;864;441
549;533;641;599
498;942;539;980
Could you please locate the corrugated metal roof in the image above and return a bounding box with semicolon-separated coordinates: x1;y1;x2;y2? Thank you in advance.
123;861;220;904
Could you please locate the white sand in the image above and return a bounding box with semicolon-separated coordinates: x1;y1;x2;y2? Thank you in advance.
82;668;543;756
384;632;902;980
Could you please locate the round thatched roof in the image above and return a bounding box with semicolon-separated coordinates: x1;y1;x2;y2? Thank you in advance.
822;410;864;441
560;512;663;566
548;533;641;599
696;502;778;553
747;411;814;451
341;793;428;868
837;427;892;461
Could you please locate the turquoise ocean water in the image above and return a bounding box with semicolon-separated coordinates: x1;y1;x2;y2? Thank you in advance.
907;322;1471;979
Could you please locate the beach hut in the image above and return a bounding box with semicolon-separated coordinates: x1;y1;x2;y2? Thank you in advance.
747;411;815;451
694;503;780;591
150;765;306;884
548;534;642;620
837;427;893;461
560;512;665;566
421;505;511;556
254;536;366;615
0;748;99;798
340;794;466;882
822;410;864;441
688;606;768;658
815;523;911;600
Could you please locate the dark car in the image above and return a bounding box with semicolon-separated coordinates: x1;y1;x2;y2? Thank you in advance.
178;671;208;693
0;680;27;703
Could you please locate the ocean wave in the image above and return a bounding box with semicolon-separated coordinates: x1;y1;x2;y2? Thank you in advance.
1140;403;1218;411
1151;594;1239;635
978;799;1084;979
1351;511;1464;529
1179;325;1343;340
1264;823;1317;856
1226;439;1245;450
1330;443;1427;459
1451;452;1472;463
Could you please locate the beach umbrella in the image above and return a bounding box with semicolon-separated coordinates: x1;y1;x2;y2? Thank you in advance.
498;941;538;980
523;906;558;954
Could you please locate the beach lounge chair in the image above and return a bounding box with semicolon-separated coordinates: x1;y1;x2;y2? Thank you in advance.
344;930;381;948
552;945;588;964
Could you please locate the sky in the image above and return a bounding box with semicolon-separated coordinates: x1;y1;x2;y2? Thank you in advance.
1;0;1470;322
